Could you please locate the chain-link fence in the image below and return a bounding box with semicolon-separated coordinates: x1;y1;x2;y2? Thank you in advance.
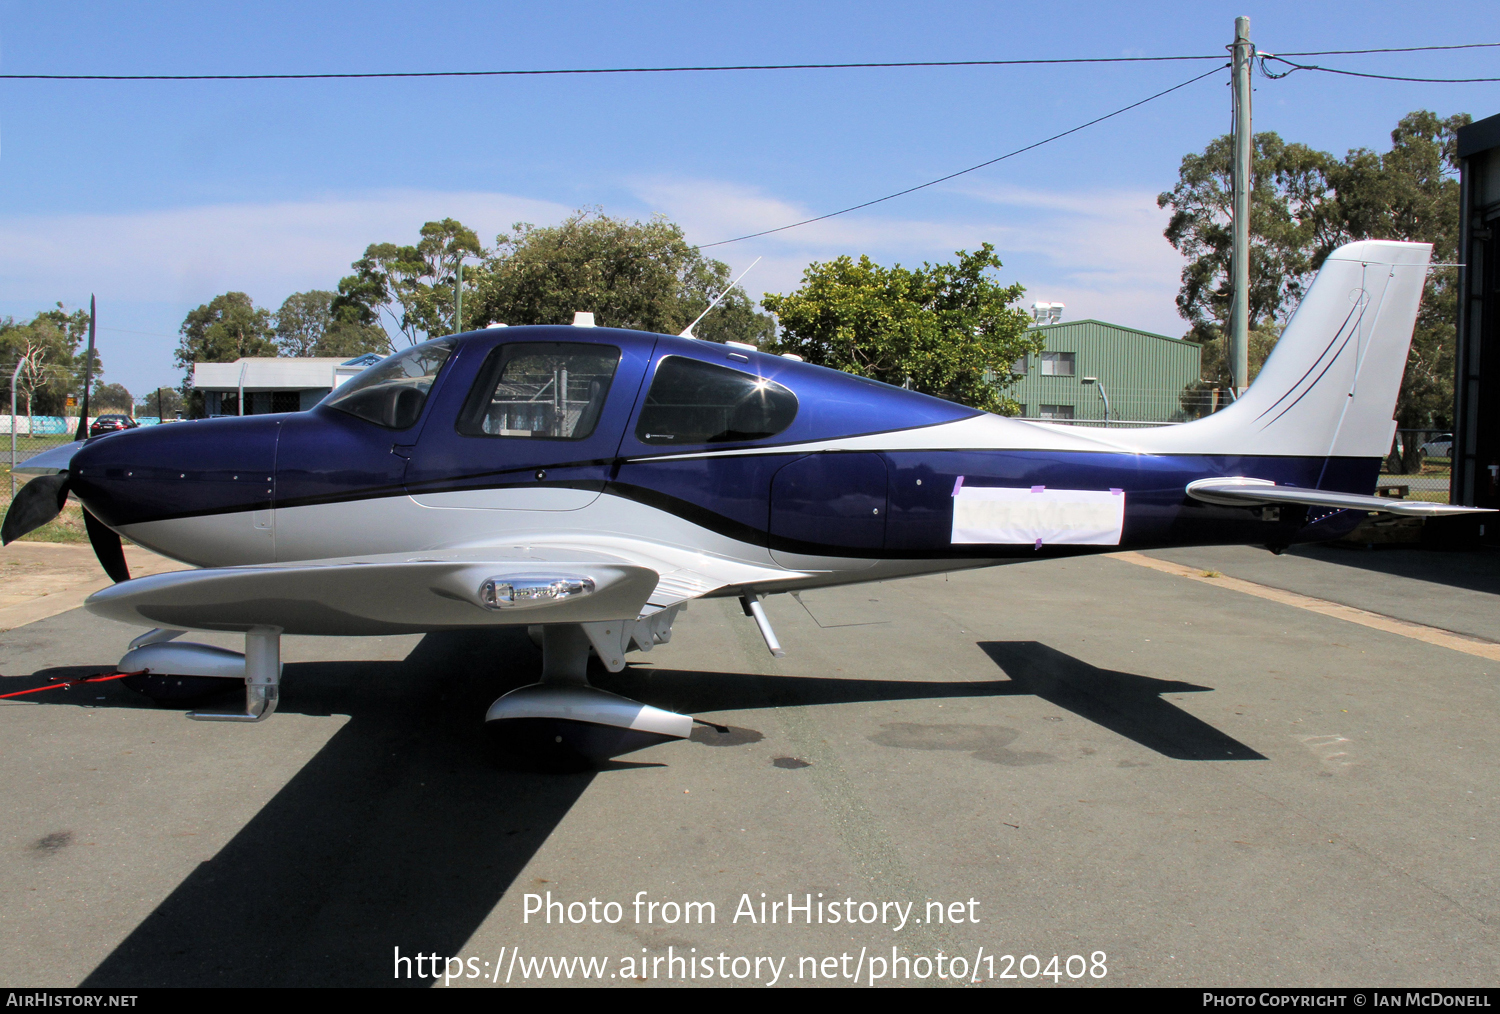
3;415;81;465
2;414;86;539
3;416;176;465
1379;428;1452;503
2;417;175;538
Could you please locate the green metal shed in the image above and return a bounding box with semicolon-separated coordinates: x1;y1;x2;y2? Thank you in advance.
999;319;1202;425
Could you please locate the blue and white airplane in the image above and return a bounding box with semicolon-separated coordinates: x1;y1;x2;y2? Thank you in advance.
3;240;1484;762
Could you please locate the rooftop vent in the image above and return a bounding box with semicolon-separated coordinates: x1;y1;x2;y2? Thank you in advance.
1031;302;1064;324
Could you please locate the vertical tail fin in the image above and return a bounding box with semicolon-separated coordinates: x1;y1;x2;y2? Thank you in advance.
1136;240;1431;459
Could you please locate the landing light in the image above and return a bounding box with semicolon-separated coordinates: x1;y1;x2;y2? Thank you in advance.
480;576;595;609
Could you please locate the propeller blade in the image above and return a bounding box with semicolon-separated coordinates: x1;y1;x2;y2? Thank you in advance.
2;471;70;545
83;508;130;583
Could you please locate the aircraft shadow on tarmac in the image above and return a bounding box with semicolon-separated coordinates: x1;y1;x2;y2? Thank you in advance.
598;640;1264;763
30;632;1258;987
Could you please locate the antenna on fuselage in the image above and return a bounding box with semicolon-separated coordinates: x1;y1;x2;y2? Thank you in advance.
680;257;761;339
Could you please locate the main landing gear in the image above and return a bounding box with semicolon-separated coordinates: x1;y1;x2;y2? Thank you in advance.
114;610;698;767
486;620;693;770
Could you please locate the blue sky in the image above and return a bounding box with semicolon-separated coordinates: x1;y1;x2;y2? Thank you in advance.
0;1;1496;398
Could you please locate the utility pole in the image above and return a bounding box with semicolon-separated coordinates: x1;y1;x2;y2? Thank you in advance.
74;295;97;440
10;358;22;498
455;259;464;335
1230;15;1253;398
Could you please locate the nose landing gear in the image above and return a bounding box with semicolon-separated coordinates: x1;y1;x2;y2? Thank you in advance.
118;626;281;721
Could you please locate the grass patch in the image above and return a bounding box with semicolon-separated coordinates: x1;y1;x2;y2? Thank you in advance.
2;434;79;457
1393;489;1452;504
0;467;89;543
1378;474;1451;497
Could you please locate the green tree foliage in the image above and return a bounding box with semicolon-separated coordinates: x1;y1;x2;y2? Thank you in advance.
760;244;1039;413
416;218;483;335
134;387;183;419
275;290;389;358
0;304;96;416
1330;111;1469;467
92;382;133;412
175;292;276;409
274;290;334;357
1160;110;1470;448
1158;132;1338;350
331;219;482;346
466;209;774;345
315;320;392;358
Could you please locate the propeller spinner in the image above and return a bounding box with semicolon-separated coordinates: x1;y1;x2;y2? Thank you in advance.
3;464;131;583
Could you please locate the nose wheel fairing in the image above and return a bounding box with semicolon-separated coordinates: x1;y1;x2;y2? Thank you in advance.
117;626;282;722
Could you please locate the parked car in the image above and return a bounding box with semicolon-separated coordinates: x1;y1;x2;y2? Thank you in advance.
1420;433;1453;458
88;414;139;437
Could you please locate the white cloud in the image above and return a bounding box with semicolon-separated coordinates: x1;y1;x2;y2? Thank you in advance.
0;189;578;395
0;189;573;308
0;179;1193;396
634;176;1191;336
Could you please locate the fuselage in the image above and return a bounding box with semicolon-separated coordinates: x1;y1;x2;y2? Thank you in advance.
68;326;1377;596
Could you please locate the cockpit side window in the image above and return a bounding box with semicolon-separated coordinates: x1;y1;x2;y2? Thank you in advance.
635;356;798;445
455;343;621;439
322;337;455;429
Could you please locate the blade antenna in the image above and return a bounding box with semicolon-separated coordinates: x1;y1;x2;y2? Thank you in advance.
680;257;761;339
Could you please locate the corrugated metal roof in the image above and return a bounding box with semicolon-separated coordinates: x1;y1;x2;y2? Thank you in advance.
192;357;368;392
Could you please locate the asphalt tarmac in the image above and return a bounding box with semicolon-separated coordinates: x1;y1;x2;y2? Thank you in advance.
1;546;1496;988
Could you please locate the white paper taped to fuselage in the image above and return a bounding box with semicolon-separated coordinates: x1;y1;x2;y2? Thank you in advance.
950;485;1124;546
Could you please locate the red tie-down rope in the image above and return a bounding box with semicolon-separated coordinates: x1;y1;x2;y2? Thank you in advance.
0;670;147;699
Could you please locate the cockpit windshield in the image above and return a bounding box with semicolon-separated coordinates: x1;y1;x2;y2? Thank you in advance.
322;338;455;429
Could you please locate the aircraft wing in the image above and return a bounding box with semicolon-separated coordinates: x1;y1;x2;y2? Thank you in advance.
83;538;788;636
84;546;669;636
1186;477;1494;517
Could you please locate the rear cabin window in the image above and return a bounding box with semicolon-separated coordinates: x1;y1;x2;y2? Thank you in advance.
456;343;621;439
323;337;455;429
635;356;798;445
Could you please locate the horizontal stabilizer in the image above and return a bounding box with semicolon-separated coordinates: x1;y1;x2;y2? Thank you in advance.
1186;477;1495;518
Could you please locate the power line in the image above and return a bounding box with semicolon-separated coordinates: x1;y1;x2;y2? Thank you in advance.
700;64;1226;247
0;42;1492;82
0;37;1491;83
1260;55;1500;84
0;54;1228;81
1275;42;1500;57
6;41;1499;82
